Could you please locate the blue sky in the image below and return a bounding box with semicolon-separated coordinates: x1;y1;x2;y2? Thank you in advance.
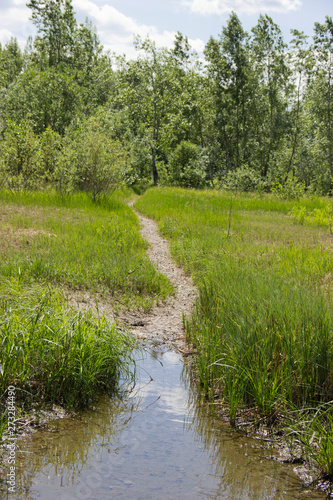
1;0;332;58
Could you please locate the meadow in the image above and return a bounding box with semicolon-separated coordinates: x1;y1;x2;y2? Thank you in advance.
0;189;173;310
0;189;173;438
135;187;333;479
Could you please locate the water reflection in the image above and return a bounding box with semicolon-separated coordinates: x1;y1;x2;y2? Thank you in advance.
3;349;326;499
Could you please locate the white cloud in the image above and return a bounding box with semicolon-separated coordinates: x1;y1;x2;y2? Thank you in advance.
0;0;205;58
0;29;12;44
72;0;205;58
0;4;34;47
183;0;302;15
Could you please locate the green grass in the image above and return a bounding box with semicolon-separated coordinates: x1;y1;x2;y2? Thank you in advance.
0;276;135;442
0;277;134;409
0;189;173;310
135;186;333;480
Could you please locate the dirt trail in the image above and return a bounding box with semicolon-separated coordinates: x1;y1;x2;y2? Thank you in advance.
117;206;198;353
68;204;198;353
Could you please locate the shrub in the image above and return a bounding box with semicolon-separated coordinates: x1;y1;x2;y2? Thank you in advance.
56;119;129;200
126;136;152;185
0;120;42;190
169;141;205;188
223;166;262;192
271;174;305;200
39;126;62;182
199;144;225;185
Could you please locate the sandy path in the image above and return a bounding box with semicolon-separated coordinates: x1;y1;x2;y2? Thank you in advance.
117;206;198;353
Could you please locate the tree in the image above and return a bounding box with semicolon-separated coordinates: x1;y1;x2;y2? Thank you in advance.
205;13;250;172
311;16;333;182
169;140;203;187
115;36;176;185
2;67;83;135
285;30;310;178
0;38;24;90
0;120;42;190
1;2;114;134
165;33;212;152
27;0;77;68
250;15;291;178
56;118;128;200
72;20;115;110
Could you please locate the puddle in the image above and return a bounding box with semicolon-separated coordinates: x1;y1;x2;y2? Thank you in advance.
2;349;326;499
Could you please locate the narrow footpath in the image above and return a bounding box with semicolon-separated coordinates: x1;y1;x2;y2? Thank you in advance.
117;205;198;353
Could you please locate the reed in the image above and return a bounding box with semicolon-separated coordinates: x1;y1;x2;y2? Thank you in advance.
0;277;135;437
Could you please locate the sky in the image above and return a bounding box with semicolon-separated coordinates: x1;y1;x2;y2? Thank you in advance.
0;0;332;59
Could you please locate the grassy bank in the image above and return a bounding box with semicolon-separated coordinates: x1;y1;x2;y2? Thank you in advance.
135;187;333;480
0;189;173;440
0;278;133;419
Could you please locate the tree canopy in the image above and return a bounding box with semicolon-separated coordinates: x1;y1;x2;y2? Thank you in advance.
1;1;333;195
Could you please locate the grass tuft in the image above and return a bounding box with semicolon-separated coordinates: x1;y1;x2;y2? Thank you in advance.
0;277;135;438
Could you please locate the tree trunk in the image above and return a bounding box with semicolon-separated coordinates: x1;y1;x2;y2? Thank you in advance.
152;147;158;186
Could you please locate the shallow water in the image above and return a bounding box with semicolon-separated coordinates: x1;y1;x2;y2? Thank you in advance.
3;349;326;499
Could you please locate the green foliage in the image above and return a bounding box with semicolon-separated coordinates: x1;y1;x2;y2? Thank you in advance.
205;13;250;172
290;205;307;225
56;118;128;200
39;126;62;180
199;144;225;185
177;161;207;189
2;5;333;195
271;174;305;200
169;141;206;188
126;136;152;185
169;141;200;173
0;120;42;190
2;67;83;135
0;38;24;90
27;0;77;68
289;408;333;480
2;3;333;197
291;201;333;230
223;166;263;192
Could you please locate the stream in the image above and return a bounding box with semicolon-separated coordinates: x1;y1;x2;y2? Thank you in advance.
3;347;326;500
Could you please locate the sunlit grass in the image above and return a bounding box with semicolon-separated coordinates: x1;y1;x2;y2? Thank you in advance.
0;189;173;310
0;277;135;439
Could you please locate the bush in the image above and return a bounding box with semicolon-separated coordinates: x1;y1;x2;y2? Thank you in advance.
223;166;263;192
177;162;207;189
56;119;129;200
0;120;42;190
169;141;206;188
39;126;62;182
199;144;225;185
126;136;152;185
271;174;305;200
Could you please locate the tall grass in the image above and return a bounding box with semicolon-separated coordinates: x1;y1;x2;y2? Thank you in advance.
136;187;333;479
0;277;134;438
188;263;333;415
